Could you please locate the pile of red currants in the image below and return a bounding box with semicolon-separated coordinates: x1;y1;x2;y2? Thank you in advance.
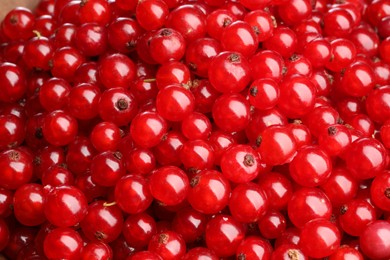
0;0;390;259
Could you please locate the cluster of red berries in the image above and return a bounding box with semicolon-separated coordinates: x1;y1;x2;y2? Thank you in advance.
0;0;390;259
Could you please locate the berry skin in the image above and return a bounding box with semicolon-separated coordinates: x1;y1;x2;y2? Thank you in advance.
289;145;332;187
98;53;136;89
212;94;250;133
299;219;341;258
149;28;186;64
42;110;78;147
370;171;390;211
44;185;88;227
229;183;268;223
13;183;45;226
205;215;245;257
0;148;33;190
80;200;124;243
156;84;195;122
257;125;297;166
344;138;387;180
208;52;251;93
288;187;332;228
360;220;390;259
278;74;317;118
130;111;168;148
0;63;27;103
220;144;260;183
187;170;231;214
114;175;153;214
43;227;83;260
148;231;187;259
149;166;189;206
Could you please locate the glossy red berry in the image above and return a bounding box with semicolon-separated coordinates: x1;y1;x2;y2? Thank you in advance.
43;227;83;260
370;171;390;211
2;7;35;41
263;26;297;58
136;0;168;31
278;74;316;118
344;137;387;180
75;23;107;57
229;183;268;223
79;0;111;26
288;187;332;228
42;110;78;147
0;148;33;190
98;53;136;89
365;85;390;124
220;144;260;183
236;236;273;260
205;215;245;257
0;63;26;103
123;213;157;249
208;52;251;93
148;231;187;259
91;151;125;187
98;88;138;126
44;185;88;227
81;242;113;260
212;93;250;133
156;84;195;122
258;171;293;210
320;167;359;207
257;125;297;166
149;28;186;64
172;208;207;243
80;200;124;243
149;166;189;206
360;220;390;259
289;145;332;187
250;50;284;81
114;174;153;214
165;5;206;42
13;183;45;226
39;77;71;112
339;199;376;236
299;219;341;258
130;111;168;148
187;170;231;214
221;21;258;57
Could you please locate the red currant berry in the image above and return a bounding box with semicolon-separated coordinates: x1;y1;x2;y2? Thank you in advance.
257;125;297;166
149;28;186;64
339;199;376;236
208;52;251;94
299;219;341;258
130;111;168;148
148;231;186;259
220;144;260;183
0;63;26;103
42;110;78;146
229;183;268;223
149;166;189;206
80;200;124;243
205;215;245;257
212;93;250;133
288;187;332;228
43;227;83;260
114;174;153;214
13;183;45;226
187;170;231;214
0;148;33;190
44;185;88;227
98;53;136;89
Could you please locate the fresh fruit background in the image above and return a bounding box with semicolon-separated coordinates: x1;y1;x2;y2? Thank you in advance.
0;0;390;259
